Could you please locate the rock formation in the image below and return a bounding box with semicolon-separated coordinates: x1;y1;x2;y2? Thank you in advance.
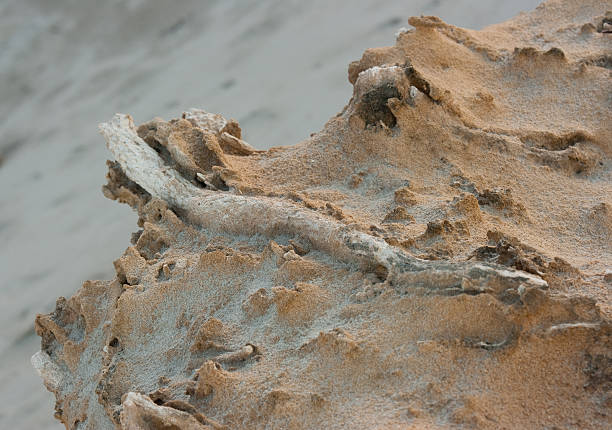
34;1;611;428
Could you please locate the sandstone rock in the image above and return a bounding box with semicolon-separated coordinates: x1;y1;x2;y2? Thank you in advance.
33;1;612;428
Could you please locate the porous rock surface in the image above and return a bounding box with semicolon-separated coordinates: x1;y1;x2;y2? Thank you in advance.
34;1;611;428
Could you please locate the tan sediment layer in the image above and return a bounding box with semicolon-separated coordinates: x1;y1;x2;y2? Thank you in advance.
34;1;611;428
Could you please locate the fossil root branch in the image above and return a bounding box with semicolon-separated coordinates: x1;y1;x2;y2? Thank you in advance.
99;113;547;291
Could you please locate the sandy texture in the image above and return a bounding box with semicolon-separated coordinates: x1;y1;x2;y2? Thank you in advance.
32;0;612;428
11;0;612;428
1;2;542;428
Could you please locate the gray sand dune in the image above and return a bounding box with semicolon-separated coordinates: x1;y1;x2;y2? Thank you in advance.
0;1;538;428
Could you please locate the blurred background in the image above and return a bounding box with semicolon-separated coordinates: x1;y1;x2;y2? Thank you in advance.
0;0;539;428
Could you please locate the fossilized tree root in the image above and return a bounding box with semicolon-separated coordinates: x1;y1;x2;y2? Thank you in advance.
99;113;547;291
120;392;225;430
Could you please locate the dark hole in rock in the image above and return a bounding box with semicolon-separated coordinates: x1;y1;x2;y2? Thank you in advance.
131;229;143;245
357;83;401;128
374;264;389;282
589;54;612;69
597;17;612;33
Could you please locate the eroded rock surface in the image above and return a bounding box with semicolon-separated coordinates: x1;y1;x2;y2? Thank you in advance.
34;1;611;428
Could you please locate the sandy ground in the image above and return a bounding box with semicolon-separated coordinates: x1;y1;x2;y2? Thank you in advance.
0;1;539;428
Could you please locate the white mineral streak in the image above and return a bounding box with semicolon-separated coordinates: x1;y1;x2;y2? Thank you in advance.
31;351;63;392
99;113;547;290
120;392;206;430
182;108;227;134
